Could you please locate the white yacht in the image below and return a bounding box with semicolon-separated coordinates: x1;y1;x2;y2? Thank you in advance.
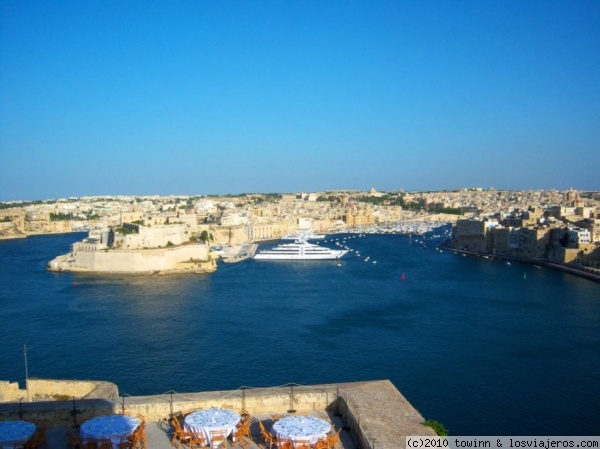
254;239;348;260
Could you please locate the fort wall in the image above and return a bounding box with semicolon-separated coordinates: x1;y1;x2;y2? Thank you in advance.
0;379;118;402
49;244;215;273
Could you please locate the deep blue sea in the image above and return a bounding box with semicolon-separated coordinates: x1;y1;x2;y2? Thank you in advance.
1;230;599;435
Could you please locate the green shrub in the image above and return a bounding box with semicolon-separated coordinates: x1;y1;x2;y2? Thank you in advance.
423;419;448;436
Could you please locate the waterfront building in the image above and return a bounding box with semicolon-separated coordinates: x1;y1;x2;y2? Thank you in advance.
513;226;552;259
244;222;291;242
451;218;498;252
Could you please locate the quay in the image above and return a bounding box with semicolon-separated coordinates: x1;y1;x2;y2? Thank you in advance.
0;380;437;448
438;240;600;284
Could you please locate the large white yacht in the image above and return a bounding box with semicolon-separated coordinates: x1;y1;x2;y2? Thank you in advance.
254;239;348;260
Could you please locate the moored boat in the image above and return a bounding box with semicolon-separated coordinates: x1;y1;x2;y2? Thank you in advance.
254;239;348;260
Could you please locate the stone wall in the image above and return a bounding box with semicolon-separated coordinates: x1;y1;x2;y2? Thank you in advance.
211;226;250;245
117;225;189;249
0;384;335;426
0;379;118;403
26;220;73;234
113;384;336;421
71;244;212;273
0;381;21;401
28;379;119;401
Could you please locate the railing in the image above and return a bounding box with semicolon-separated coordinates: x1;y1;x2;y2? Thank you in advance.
117;383;374;448
0;382;396;449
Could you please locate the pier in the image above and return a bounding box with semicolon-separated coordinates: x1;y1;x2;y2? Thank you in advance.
219;243;259;263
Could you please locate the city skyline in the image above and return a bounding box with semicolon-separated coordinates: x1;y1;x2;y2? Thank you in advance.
1;1;599;202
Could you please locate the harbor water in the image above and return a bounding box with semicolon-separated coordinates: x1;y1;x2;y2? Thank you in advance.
0;230;599;435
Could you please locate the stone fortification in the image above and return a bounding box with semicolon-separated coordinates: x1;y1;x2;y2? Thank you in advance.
114;224;189;249
0;381;20;401
47;222;217;274
48;244;216;274
0;378;118;402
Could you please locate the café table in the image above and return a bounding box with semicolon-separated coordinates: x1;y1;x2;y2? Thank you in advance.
184;407;241;447
272;415;331;447
0;420;36;448
80;414;140;449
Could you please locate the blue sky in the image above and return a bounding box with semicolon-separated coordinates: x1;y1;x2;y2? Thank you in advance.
1;1;599;201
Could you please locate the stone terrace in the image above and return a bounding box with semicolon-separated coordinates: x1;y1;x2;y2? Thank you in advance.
0;380;437;449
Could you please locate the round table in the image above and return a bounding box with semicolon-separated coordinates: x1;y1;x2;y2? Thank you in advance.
0;420;36;448
80;414;140;449
184;407;240;446
272;416;331;446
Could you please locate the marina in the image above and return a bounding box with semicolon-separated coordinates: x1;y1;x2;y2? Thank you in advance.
345;220;454;236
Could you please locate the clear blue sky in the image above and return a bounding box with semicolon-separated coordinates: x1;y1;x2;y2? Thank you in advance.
1;1;599;201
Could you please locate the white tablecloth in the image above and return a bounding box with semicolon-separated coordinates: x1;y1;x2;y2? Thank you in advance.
0;420;36;448
272;416;331;445
184;407;240;446
80;415;141;449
